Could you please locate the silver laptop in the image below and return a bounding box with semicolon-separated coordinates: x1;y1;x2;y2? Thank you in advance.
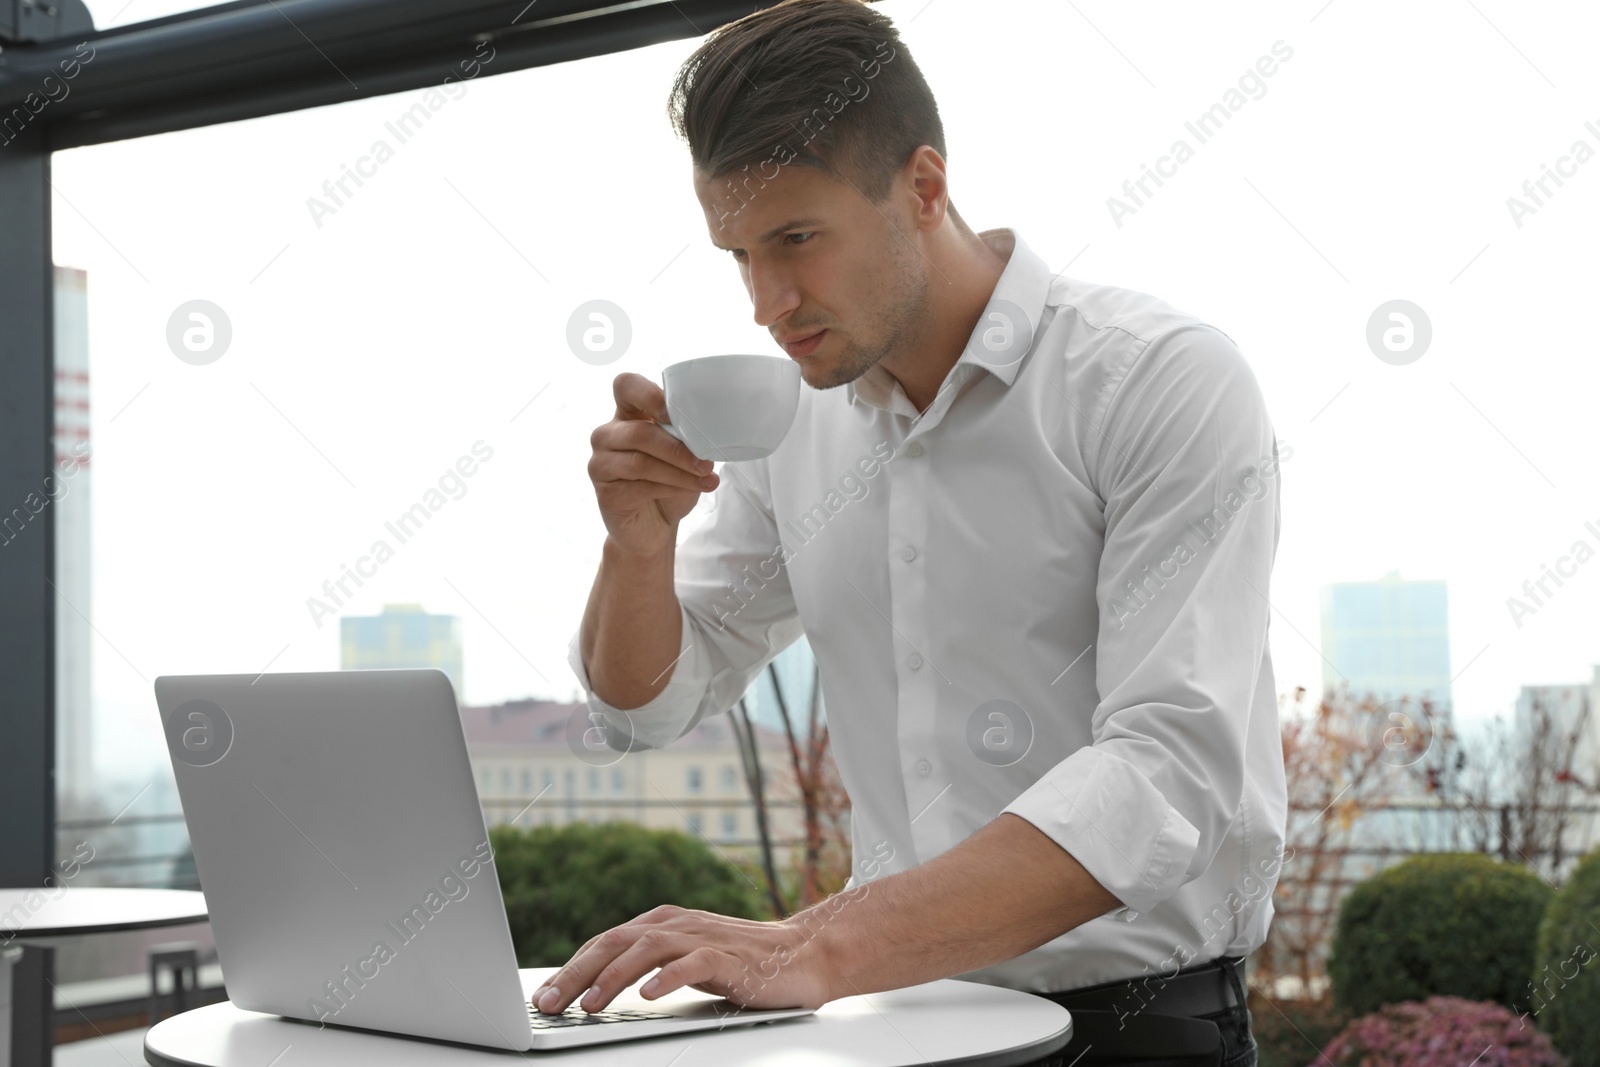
153;668;815;1051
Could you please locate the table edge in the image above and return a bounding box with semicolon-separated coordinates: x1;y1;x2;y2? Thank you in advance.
142;1004;1071;1067
5;912;209;939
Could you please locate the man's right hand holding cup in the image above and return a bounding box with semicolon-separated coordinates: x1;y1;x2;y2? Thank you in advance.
586;372;719;559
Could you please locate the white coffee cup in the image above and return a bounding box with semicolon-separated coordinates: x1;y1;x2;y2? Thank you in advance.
658;354;801;462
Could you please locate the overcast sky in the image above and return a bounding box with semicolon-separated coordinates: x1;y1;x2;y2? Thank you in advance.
52;0;1600;783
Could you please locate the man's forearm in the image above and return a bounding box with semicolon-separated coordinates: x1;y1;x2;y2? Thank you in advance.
579;536;683;709
799;813;1122;1000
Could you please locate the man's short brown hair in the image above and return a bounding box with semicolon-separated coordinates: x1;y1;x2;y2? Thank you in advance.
667;0;946;204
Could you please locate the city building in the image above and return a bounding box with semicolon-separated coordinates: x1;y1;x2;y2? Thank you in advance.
1320;570;1453;715
340;603;464;695
54;265;94;814
1515;665;1600;848
460;697;805;866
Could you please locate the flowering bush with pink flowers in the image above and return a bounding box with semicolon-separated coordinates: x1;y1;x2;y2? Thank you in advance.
1312;996;1564;1067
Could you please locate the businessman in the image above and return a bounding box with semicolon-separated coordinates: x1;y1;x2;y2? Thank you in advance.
540;2;1288;1063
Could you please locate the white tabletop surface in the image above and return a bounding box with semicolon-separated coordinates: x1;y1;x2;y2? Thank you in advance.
144;966;1071;1066
0;888;208;939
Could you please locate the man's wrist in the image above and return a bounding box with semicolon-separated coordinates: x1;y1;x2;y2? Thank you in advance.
780;891;866;1004
601;533;674;567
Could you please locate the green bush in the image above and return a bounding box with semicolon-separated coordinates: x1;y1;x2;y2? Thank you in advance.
489;821;770;966
1531;846;1600;1063
1327;853;1554;1016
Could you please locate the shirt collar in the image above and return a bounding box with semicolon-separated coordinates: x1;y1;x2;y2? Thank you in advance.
846;227;1054;411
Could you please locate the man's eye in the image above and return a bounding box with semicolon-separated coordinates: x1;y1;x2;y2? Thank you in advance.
727;233;811;259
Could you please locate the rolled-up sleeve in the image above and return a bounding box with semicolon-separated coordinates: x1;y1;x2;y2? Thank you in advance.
566;462;806;751
1002;325;1281;917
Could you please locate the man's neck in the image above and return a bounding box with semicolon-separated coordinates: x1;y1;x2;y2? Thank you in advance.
880;228;1011;414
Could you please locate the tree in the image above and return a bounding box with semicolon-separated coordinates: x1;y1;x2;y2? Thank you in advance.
1432;691;1600;880
729;695;785;917
729;658;851;917
491;821;768;966
1258;685;1441;996
1259;681;1600;1000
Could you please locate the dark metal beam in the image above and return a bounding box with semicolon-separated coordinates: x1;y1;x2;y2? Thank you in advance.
0;0;776;150
0;125;56;889
0;119;57;1065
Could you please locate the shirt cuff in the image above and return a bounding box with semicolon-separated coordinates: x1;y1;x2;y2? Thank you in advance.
1001;745;1202;917
565;603;713;751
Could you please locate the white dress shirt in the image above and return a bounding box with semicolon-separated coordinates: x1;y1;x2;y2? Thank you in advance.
566;227;1289;993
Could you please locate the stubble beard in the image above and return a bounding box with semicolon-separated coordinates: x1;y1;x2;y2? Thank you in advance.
808;239;931;391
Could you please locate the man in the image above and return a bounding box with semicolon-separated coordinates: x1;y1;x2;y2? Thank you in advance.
539;1;1288;1063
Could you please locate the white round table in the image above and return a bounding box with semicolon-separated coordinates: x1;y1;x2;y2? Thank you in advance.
1;887;208;1067
145;967;1071;1066
0;888;208;941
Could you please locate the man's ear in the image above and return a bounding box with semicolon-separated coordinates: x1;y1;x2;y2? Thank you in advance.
903;146;950;231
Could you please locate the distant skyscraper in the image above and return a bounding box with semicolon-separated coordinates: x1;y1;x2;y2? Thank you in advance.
1320;571;1452;713
54;266;94;810
340;604;464;696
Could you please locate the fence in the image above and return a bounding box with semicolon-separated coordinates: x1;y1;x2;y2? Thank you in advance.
58;798;1600;892
1262;799;1600;993
54;797;818;889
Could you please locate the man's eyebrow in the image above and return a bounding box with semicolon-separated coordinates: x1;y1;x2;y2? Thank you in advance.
710;218;826;252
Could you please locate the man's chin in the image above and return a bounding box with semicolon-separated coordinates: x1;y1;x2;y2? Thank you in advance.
798;350;874;392
799;362;846;391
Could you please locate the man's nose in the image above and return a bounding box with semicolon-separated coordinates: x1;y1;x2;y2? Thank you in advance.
748;258;799;329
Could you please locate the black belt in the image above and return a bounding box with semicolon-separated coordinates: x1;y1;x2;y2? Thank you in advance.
1033;956;1248;1066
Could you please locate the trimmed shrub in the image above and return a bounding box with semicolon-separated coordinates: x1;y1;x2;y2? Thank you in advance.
489;821;769;966
1328;853;1554;1015
1530;847;1600;1063
1314;996;1564;1067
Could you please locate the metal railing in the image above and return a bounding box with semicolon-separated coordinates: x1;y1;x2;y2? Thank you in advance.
52;797;820;888
64;798;1598;890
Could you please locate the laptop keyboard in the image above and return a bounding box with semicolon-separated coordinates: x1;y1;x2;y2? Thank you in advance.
528;1004;676;1029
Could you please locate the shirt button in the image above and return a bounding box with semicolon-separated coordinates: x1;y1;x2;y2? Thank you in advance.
908;653;923;670
900;545;916;562
906;442;924;458
915;759;931;776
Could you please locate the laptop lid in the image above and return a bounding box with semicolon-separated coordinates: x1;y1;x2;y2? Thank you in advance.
154;669;535;1050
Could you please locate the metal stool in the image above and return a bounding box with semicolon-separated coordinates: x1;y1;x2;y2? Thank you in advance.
147;940;201;1024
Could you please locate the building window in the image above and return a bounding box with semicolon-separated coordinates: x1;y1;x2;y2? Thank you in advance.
687;813;703;835
587;768;600;795
720;765;738;792
542;769;554;793
611;768;625;795
687;766;703;794
721;812;737;839
564;768;575;799
520;768;532;794
479;769;490;792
